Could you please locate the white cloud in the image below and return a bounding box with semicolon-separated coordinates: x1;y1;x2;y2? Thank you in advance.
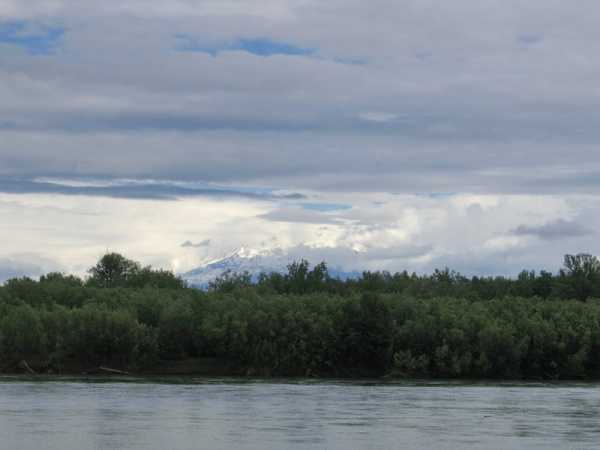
0;190;597;278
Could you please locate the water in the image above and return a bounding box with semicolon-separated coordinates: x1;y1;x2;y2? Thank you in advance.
0;378;599;450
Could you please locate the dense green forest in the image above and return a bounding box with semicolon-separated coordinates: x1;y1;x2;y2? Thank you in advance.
3;252;600;379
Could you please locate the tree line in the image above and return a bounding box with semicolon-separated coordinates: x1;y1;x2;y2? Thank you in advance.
2;252;600;379
213;253;600;302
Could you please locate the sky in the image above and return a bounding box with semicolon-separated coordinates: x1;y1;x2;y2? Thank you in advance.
1;0;600;280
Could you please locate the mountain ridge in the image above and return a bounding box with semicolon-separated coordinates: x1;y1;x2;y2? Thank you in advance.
182;246;360;288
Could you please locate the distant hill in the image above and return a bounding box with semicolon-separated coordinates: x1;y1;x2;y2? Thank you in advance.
182;246;360;288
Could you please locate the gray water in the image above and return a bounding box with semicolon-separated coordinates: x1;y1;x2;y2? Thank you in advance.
1;378;599;450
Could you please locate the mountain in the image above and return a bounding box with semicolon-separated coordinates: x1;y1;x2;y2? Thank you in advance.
182;246;360;288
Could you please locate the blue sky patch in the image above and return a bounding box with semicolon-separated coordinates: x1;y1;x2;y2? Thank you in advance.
0;21;64;55
175;35;314;57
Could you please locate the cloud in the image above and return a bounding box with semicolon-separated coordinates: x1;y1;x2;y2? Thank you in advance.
358;112;398;123
0;190;598;278
1;1;600;194
0;253;64;283
511;219;594;241
2;0;600;278
0;258;44;283
258;206;343;224
517;33;543;46
181;239;211;248
301;203;352;212
243;242;434;273
0;177;305;201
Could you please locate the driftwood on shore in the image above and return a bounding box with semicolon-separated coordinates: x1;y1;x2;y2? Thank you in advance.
17;360;36;374
98;366;131;375
81;365;132;375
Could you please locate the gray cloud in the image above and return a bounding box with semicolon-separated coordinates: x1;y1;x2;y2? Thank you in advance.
3;131;600;195
0;258;48;283
517;33;543;46
258;207;343;224
268;243;435;272
0;1;600;194
181;239;211;248
511;219;594;241
3;1;600;279
0;177;305;201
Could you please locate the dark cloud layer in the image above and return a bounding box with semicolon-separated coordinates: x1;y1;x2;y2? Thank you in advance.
512;219;594;241
181;239;211;248
1;1;600;193
0;258;45;283
0;177;304;201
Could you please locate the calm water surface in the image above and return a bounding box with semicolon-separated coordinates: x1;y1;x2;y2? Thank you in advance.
0;377;599;449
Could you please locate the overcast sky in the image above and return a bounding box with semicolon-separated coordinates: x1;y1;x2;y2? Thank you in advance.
1;0;600;279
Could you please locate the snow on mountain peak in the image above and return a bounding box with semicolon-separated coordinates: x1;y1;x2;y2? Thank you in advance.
182;244;358;288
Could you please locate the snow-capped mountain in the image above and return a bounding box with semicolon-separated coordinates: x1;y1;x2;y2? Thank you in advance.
182;246;360;288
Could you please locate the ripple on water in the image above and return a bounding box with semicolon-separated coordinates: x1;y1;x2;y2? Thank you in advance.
1;379;600;450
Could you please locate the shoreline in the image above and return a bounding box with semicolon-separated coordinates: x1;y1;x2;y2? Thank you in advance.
1;367;595;383
3;356;599;381
1;373;599;385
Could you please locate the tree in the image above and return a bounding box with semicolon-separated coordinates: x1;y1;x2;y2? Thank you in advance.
39;272;83;287
340;293;394;373
286;260;310;294
560;253;600;301
283;260;330;294
88;253;141;288
307;262;329;292
562;254;600;278
127;267;186;289
208;270;252;292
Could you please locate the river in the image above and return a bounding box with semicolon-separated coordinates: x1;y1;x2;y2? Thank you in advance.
0;378;598;449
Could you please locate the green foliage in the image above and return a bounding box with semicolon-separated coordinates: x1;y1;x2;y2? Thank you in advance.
208;271;253;293
337;293;394;373
2;252;600;378
157;297;197;358
66;306;142;364
88;253;141;288
0;304;47;359
87;253;185;289
250;253;600;302
558;254;600;301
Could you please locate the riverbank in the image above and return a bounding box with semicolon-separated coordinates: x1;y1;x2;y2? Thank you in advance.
1;357;391;379
2;357;234;377
3;357;599;381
